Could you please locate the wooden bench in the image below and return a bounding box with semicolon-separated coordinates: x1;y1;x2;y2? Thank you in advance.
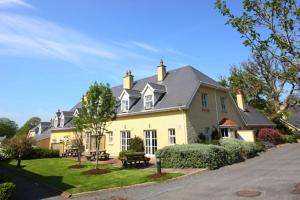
120;152;150;167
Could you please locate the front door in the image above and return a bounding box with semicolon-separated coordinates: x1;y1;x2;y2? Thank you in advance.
144;130;157;156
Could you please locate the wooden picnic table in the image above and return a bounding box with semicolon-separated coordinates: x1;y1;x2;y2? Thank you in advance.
86;150;110;161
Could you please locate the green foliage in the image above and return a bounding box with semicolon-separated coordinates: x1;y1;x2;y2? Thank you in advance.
282;134;297;143
0;174;15;200
255;140;266;152
2;134;34;159
17;117;41;135
220;138;258;164
0;118;18;138
118;150;139;160
156;144;229;170
28;148;59;159
128;136;144;152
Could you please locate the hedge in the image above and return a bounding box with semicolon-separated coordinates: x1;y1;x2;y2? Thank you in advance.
27;148;59;159
156;144;229;170
282;135;297;143
0;174;15;200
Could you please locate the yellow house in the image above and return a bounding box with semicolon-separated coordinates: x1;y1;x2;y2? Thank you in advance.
30;60;275;157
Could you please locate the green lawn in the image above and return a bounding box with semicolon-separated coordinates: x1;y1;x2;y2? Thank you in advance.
6;158;181;194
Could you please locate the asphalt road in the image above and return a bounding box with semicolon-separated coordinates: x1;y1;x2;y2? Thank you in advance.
71;143;300;200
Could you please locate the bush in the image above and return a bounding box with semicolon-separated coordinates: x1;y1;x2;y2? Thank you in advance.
0;174;15;200
0;182;15;200
156;144;229;170
219;138;258;163
0;149;10;161
255;140;266;152
118;150;136;160
128;136;144;152
258;128;283;145
282;134;297;143
27;148;59;159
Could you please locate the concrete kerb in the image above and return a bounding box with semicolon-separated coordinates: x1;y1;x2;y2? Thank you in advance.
72;168;209;197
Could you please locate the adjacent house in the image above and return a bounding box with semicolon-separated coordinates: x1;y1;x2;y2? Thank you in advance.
29;60;275;157
281;105;300;133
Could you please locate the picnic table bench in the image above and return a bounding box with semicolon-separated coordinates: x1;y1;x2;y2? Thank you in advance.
120;152;150;167
86;150;110;161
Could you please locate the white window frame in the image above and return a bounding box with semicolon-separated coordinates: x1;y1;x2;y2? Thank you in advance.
144;130;157;156
108;131;113;144
120;131;131;151
121;99;129;112
220;97;227;112
202;93;208;109
144;94;154;109
168;129;176;145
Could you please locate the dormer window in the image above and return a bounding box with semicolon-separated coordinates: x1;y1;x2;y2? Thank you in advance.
54;117;59;128
121;99;129;112
144;94;154;109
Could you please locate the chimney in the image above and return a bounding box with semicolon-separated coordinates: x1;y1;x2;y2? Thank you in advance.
123;70;134;89
157;59;166;82
236;90;246;111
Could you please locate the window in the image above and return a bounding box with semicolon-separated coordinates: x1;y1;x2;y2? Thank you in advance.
201;93;208;109
144;95;154;109
220;128;229;137
144;130;157;155
108;132;113;144
120;131;131;151
121;100;129;112
168;129;176;144
220;97;227;112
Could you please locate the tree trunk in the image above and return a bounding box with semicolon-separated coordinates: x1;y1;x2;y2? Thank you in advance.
95;136;99;169
17;153;21;168
77;149;81;165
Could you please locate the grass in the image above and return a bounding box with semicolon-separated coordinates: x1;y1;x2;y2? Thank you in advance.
5;158;182;194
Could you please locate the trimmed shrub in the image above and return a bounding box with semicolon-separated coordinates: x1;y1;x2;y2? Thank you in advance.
25;148;59;159
282;134;297;143
219;138;245;164
0;182;15;200
118;150;136;160
0;174;15;200
128;136;144;152
255;140;266;152
243;142;258;158
258;128;283;145
156;144;229;170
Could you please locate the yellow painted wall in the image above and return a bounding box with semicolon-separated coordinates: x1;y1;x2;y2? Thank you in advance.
50;129;76;149
105;110;187;157
237;130;255;142
35;137;50;149
186;85;243;143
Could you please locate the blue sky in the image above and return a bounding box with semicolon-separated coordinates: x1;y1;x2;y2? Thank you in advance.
0;0;250;126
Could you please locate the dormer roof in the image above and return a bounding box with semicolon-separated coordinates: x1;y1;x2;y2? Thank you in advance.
119;89;141;99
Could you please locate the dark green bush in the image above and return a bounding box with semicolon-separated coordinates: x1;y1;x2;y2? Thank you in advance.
156;144;229;170
25;148;59;159
0;174;15;200
255;140;266;152
282;134;297;143
128;136;144;152
118;150;136;160
0;182;15;200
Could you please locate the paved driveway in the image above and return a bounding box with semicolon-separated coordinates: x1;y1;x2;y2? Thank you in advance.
70;143;300;200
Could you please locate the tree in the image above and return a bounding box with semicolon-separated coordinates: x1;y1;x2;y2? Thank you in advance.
3;134;33;167
17;117;41;135
215;0;300;120
77;82;116;169
72;116;85;166
0;118;18;138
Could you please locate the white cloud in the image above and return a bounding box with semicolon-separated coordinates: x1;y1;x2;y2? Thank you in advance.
0;0;33;8
132;41;160;53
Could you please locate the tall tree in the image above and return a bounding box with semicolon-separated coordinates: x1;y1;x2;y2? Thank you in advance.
78;82;116;169
72;115;84;166
0;118;18;138
17;117;41;135
215;0;300;120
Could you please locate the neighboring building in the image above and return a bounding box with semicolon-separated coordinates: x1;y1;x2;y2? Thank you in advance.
29;60;275;157
281;105;300;133
0;136;6;146
30;122;52;148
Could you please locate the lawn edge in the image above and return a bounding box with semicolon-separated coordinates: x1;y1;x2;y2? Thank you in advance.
72;168;208;197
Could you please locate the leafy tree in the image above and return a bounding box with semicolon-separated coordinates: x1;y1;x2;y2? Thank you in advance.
3;135;33;167
72;116;85;166
0;118;18;138
215;0;300;120
128;136;144;152
77;82;116;169
17;117;41;135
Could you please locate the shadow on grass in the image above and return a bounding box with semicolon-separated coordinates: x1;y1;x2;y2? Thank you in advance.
0;161;73;200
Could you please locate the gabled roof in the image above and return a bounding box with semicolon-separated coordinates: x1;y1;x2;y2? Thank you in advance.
120;89;141;99
60;111;74;118
147;82;166;93
239;106;276;127
286;105;300;129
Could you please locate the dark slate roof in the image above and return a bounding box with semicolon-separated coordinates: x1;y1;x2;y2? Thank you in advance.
124;89;141;98
239;106;276;127
147;82;166;93
287;105;300;129
40;122;51;127
33;128;51;141
61;111;74;118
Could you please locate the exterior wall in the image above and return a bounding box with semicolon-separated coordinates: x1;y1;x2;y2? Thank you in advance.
237;130;255;142
50;129;76;150
186;85;243;143
35;137;50;149
105;110;187;157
